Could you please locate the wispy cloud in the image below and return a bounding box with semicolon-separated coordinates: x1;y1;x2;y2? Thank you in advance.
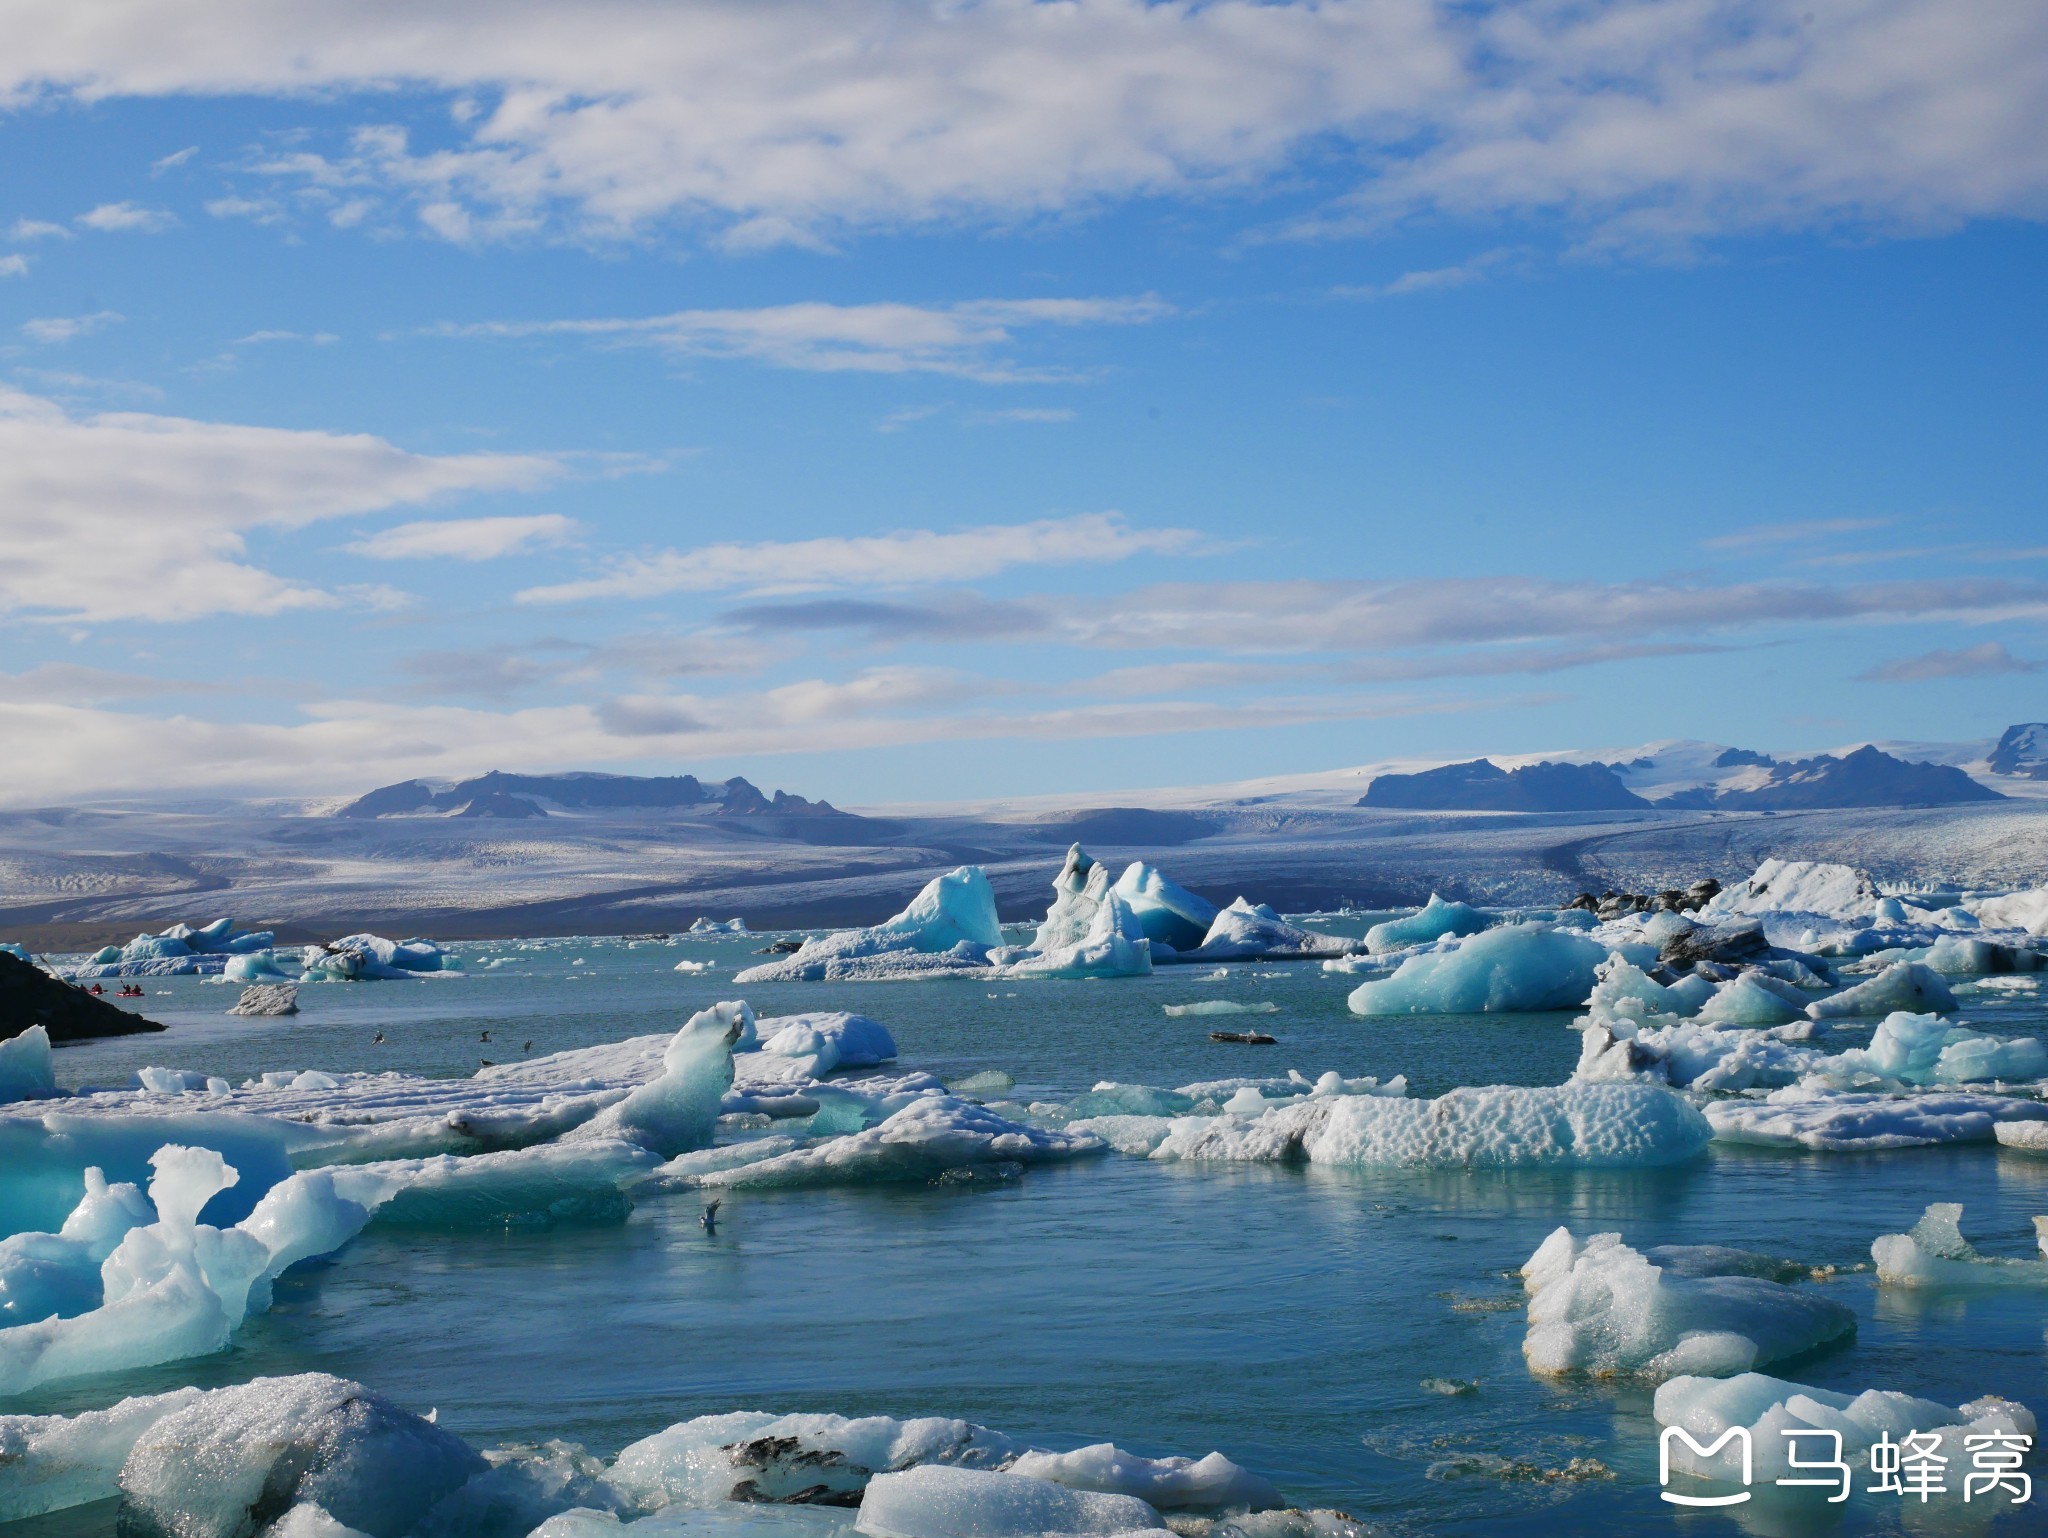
1859;641;2044;683
519;513;1208;606
8;219;71;241
346;514;579;562
152;145;199;172
1701;517;1893;551
75;201;177;233
422;297;1171;383
0;254;25;278
21;311;123;343
1334;247;1524;300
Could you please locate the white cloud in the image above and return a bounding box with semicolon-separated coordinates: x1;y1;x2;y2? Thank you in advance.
21;310;122;343
75;200;177;233
1859;641;2044;682
346;513;578;561
8;219;72;241
1702;517;1894;551
0;388;562;621
0;254;25;277
518;513;1206;605
234;329;339;345
206;195;286;224
152;144;199;172
0;662;214;704
429;296;1169;382
5;2;2034;251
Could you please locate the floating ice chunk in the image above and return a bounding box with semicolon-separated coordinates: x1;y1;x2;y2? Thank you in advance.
735;869;1003;983
1584;960;1697;1023
1996;1120;2048;1154
1704;1086;2048;1150
1136;1083;1707;1168
1162;1001;1277;1017
857;1465;1166;1538
1871;1203;2048;1287
608;1410;1019;1510
1696;972;1807;1027
677;1097;1104;1189
135;1067;230;1095
0;1025;56;1103
0;1167;153;1326
1111;862;1220;952
1654;1370;2036;1487
1193;900;1347;962
1573;1012;1819;1093
1703;860;1878;923
1347;923;1605;1015
0;1386;208;1520
1364;895;1490;955
1007;1445;1279;1511
118;1374;487;1538
1810;1010;2048;1087
672;959;713;974
745;1013;898;1081
1520;1228;1854;1378
569;1002;747;1157
221;950;299;984
1911;936;2045;975
1010;859;1151;979
689;917;750;935
227;983;299;1017
1805;960;1956;1019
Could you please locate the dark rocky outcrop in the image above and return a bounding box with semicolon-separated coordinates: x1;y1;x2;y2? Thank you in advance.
1658;921;1771;969
1361;759;1651;813
1;950;164;1042
1566;879;1720;919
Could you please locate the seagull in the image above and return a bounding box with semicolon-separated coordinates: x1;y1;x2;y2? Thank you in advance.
371;1031;385;1044
480;1030;492;1043
700;1200;721;1233
522;1040;534;1052
480;1057;494;1067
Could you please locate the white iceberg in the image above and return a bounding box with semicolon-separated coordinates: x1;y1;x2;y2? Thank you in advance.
1573;1012;1819;1093
1191;899;1348;962
1363;895;1489;955
1347;923;1605;1015
1704;1087;2048;1150
0;1025;56;1104
1703;860;1878;923
1009;849;1151;979
1521;1227;1855;1378
1871;1203;2048;1288
1804;960;1957;1019
1654;1370;2036;1487
735;868;1004;983
1808;1010;2048;1087
1695;971;1808;1027
857;1465;1166;1538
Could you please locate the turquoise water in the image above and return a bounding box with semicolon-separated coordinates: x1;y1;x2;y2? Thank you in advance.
9;932;2048;1536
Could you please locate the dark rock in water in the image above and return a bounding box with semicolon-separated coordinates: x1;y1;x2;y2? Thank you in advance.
754;938;806;954
1210;1030;1278;1045
0;950;164;1043
1660;922;1770;969
1570;877;1720;919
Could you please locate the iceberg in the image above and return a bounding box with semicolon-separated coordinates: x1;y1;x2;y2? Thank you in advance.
1871;1203;2048;1288
227;983;299;1018
1702;860;1878;923
221;949;301;984
303;934;456;982
1573;1012;1819;1093
1347;923;1605;1015
671;1096;1105;1189
1704;1087;2048;1150
857;1466;1166;1538
1654;1370;2036;1487
1521;1227;1855;1378
1111;861;1219;952
1107;1082;1708;1169
1363;895;1490;955
117;1373;487;1538
1191;899;1349;962
1804;960;1957;1018
734;868;1003;983
1695;971;1808;1027
565;1001;749;1158
1807;1010;2048;1087
1010;848;1151;978
745;1013;898;1081
0;1024;57;1104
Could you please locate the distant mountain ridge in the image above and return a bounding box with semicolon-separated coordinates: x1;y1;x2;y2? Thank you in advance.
1989;723;2048;780
337;770;845;820
1360;758;1649;812
1361;742;2004;814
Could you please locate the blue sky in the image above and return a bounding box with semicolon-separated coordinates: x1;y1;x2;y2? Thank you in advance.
1;1;2044;807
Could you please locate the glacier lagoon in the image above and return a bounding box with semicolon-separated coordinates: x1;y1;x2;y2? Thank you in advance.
4;924;2047;1537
